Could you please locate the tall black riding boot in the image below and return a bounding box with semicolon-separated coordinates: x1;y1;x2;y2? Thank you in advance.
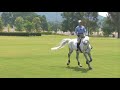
79;39;82;52
77;43;79;51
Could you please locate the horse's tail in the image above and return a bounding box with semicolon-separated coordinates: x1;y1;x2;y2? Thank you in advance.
51;38;71;51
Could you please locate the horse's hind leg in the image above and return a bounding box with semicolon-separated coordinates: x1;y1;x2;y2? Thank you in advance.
76;51;82;67
67;48;73;66
88;53;92;62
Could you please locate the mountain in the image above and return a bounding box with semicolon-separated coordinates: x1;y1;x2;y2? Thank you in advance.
98;15;106;23
36;12;106;23
98;15;105;20
97;15;107;27
35;12;63;22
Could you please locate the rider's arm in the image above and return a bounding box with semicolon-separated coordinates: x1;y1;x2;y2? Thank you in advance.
75;27;78;35
84;27;88;36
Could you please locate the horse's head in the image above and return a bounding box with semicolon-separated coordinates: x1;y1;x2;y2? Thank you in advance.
82;36;93;50
82;39;93;53
83;40;89;45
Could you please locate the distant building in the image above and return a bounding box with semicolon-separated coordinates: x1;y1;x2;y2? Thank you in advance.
111;32;118;38
3;27;15;32
92;28;103;36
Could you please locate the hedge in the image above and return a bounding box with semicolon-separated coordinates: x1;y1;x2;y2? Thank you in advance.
0;32;41;36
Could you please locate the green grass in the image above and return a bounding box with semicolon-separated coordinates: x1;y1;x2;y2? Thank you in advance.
0;35;119;78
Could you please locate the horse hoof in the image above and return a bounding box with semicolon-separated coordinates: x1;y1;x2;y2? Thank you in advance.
80;65;82;67
91;46;93;49
67;63;69;66
86;61;89;64
79;65;82;67
89;67;92;70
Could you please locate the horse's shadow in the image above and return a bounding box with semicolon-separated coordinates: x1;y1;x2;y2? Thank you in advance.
50;65;90;73
66;66;90;73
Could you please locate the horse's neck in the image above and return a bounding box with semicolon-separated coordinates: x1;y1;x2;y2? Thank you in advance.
80;37;90;47
82;36;89;42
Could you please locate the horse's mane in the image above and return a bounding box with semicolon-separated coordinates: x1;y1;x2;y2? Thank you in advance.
83;36;89;41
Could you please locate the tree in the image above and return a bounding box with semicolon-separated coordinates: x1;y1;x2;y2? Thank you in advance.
0;17;4;32
61;12;83;32
14;17;24;31
102;18;114;36
83;12;98;35
7;24;11;32
56;22;62;31
61;12;98;34
61;19;69;32
32;17;41;32
61;12;71;32
40;15;48;31
1;12;38;27
48;22;57;32
12;12;38;21
48;21;61;33
1;12;14;27
24;20;35;33
108;12;120;38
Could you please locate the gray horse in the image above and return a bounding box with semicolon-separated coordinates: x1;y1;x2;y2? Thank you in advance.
51;36;93;70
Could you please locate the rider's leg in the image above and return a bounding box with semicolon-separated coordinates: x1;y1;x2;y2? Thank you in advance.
78;34;84;52
79;38;82;52
77;36;80;51
77;42;80;51
77;40;82;52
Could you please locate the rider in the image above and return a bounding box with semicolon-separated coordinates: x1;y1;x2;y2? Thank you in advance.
75;20;88;52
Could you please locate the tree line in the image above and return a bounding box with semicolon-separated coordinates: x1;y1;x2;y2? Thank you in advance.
0;12;120;38
0;12;48;33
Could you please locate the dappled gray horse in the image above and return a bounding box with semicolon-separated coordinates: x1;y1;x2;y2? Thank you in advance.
51;36;93;70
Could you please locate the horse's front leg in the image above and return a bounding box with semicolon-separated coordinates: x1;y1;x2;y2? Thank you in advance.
76;51;82;67
83;53;92;70
88;53;92;62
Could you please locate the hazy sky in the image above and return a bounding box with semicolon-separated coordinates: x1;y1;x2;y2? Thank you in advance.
98;12;108;17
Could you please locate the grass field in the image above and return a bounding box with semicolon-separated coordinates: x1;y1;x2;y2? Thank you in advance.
0;35;119;78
